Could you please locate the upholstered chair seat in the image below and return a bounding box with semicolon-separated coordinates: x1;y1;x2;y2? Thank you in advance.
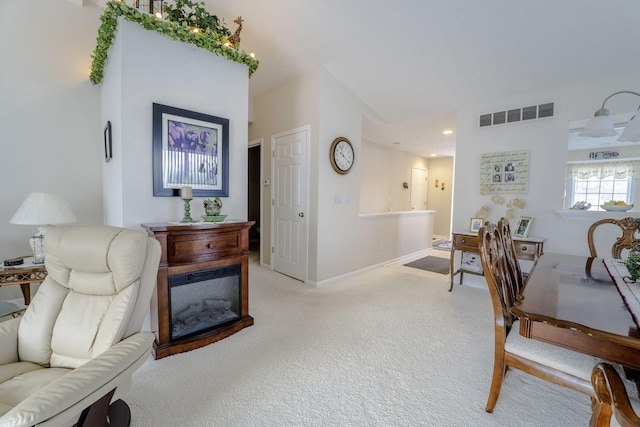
506;320;601;380
0;226;160;427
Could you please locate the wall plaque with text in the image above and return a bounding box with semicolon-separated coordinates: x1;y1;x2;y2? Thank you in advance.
480;150;529;194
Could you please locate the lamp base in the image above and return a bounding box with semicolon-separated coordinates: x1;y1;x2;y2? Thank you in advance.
29;226;49;264
30;234;45;264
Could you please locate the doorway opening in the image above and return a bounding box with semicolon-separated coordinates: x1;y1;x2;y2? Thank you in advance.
248;144;261;255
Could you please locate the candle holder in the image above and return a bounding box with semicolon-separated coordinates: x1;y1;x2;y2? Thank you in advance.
180;198;195;223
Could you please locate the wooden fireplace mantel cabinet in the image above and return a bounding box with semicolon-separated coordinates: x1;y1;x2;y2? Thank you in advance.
142;221;255;359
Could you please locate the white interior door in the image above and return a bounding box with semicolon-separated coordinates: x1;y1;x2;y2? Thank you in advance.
272;127;309;281
411;167;428;210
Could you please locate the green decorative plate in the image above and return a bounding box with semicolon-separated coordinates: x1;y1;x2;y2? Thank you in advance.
202;214;227;222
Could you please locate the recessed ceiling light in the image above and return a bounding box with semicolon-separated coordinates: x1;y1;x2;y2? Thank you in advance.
430;154;437;157
443;130;453;135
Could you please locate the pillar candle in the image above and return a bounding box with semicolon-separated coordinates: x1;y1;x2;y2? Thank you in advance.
181;186;192;199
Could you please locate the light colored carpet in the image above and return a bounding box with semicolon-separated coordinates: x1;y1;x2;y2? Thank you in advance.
127;253;591;426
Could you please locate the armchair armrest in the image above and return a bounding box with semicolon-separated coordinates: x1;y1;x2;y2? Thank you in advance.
0;317;20;365
0;331;154;427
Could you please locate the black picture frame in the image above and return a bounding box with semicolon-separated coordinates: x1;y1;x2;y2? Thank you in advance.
152;103;229;197
103;121;112;162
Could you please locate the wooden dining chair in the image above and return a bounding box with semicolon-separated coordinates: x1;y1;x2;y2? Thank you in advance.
479;221;602;413
587;217;640;259
497;217;524;294
591;363;640;427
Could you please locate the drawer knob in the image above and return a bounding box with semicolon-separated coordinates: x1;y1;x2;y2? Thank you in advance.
207;243;213;249
521;245;527;251
461;239;466;243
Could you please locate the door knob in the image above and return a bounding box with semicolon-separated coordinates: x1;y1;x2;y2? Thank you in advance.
299;212;304;217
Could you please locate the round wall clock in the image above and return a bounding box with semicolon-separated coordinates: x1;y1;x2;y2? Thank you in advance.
329;137;354;175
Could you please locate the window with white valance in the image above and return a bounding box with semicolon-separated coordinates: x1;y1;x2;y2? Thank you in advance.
567;160;640;179
565;160;640;210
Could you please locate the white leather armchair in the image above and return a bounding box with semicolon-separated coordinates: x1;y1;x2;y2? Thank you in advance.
0;226;161;427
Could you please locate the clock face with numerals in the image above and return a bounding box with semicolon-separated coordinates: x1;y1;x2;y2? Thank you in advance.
330;137;354;174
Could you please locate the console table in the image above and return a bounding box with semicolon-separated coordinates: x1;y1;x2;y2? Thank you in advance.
142;221;255;359
449;232;544;291
0;258;47;305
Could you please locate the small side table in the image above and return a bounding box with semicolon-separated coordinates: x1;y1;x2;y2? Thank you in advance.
0;258;47;305
449;232;544;291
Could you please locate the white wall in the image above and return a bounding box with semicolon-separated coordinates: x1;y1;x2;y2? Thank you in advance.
360;142;431;213
452;73;640;256
102;20;249;227
426;156;454;237
0;0;103;301
315;69;381;282
248;68;320;266
249;66;435;284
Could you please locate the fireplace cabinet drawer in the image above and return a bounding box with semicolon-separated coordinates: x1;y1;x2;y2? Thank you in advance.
167;231;240;263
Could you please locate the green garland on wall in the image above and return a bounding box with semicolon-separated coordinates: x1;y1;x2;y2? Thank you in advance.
89;1;259;84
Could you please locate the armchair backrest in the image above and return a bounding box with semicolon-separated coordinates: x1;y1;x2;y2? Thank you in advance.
588;217;640;259
16;226;160;369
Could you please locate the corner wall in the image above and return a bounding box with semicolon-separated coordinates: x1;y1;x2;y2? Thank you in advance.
102;19;250;228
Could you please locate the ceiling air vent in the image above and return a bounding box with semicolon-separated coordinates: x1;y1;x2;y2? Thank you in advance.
479;102;554;128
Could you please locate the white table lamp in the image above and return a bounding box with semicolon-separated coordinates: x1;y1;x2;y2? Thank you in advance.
10;192;77;264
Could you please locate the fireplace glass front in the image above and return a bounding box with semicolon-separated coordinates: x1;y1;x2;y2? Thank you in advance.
168;265;241;340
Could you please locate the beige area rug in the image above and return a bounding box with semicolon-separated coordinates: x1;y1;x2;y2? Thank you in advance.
126;255;591;426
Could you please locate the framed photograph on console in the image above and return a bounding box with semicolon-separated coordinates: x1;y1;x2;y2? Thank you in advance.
514;216;532;238
153;103;229;197
469;217;484;233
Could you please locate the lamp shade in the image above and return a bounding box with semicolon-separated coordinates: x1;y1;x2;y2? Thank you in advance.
10;192;77;226
579;115;617;138
618;114;640;143
579;91;640;141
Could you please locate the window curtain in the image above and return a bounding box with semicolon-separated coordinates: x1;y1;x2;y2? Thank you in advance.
567;161;640;179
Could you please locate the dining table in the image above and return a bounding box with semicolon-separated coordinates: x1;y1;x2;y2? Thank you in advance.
511;252;640;371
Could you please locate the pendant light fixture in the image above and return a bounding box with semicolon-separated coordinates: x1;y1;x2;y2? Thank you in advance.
579;90;640;142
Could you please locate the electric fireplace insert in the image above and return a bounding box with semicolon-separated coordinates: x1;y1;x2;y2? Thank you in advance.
169;264;241;340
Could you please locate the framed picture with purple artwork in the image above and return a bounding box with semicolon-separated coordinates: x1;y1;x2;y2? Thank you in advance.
152;103;229;197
